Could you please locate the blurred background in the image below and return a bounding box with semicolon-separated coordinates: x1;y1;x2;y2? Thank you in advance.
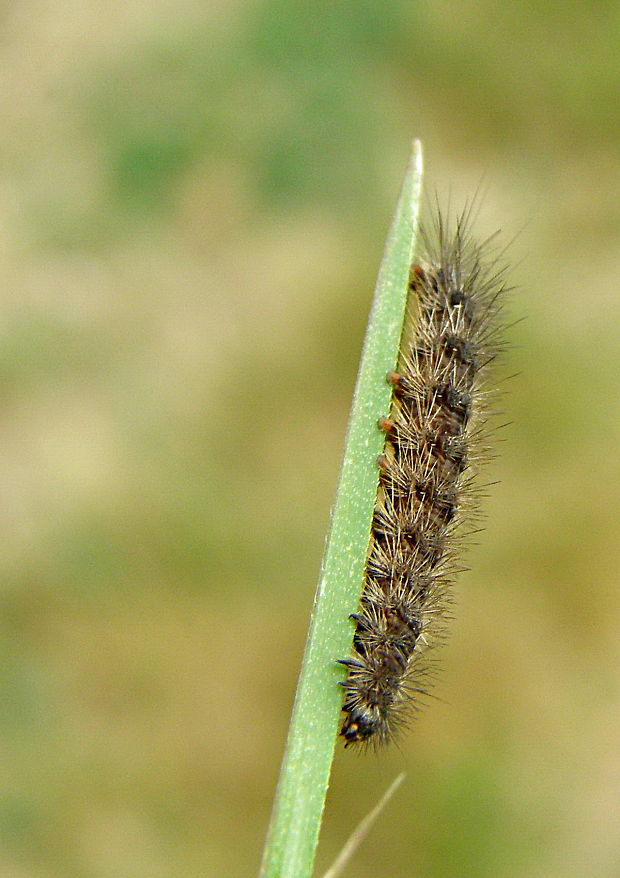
1;1;619;876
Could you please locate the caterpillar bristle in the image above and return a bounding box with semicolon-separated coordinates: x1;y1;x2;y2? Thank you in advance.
339;202;509;749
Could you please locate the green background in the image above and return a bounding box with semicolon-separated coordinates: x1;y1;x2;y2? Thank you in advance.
2;2;619;876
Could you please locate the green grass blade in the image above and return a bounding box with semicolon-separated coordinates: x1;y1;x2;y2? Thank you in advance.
259;140;423;878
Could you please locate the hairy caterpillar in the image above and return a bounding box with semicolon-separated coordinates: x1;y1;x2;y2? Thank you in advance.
339;205;508;748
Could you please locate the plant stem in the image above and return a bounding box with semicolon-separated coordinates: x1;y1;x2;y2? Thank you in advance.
259;139;423;878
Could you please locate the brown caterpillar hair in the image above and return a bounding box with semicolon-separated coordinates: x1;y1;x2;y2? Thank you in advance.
339;205;509;748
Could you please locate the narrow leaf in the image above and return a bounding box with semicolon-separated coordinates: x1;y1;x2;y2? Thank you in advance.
260;140;423;878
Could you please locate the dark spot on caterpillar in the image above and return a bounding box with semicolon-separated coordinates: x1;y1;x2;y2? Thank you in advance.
404;527;444;567
433;489;458;523
340;709;381;746
436;383;472;426
413;478;458;522
443;334;477;370
443;436;469;472
446;387;471;420
448;289;475;321
414;478;431;503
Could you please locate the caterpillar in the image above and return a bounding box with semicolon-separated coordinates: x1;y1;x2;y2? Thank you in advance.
339;205;508;748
